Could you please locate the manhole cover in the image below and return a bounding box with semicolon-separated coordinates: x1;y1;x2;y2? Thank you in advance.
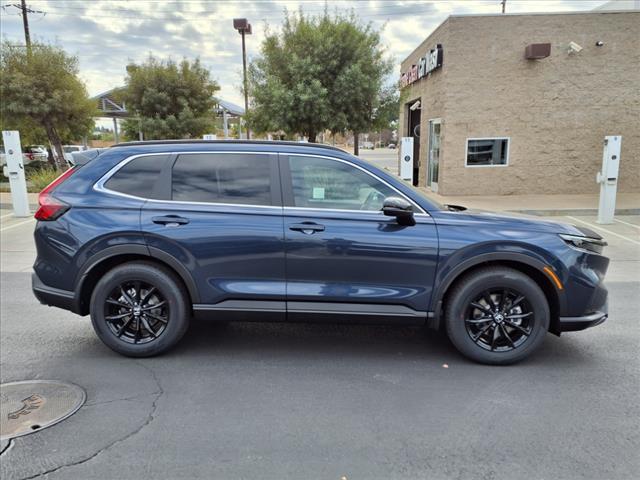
0;380;85;441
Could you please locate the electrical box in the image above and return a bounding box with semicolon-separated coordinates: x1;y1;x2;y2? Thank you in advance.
596;135;622;224
2;130;30;217
400;137;414;182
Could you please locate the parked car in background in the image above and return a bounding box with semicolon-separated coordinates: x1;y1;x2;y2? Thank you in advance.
32;140;609;365
1;145;48;178
361;141;375;149
388;143;396;149
24;145;48;162
63;145;88;165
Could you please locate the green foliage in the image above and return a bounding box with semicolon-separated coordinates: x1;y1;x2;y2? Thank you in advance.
0;42;96;162
27;166;61;191
121;56;220;140
0;116;48;145
248;11;393;142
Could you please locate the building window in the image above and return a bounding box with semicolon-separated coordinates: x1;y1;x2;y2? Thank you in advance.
466;138;509;167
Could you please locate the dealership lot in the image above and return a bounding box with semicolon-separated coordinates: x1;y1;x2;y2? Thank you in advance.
1;208;638;479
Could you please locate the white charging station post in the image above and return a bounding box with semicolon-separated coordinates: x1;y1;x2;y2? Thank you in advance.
596;135;622;224
400;137;414;182
2;130;31;217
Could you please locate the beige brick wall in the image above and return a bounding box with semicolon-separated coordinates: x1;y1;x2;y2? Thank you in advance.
400;12;640;196
398;20;449;188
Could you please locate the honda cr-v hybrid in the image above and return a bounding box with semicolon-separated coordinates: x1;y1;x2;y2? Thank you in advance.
32;141;609;364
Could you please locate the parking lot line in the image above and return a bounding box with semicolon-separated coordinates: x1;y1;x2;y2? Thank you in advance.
1;213;15;220
0;218;35;232
566;216;640;246
614;218;640;230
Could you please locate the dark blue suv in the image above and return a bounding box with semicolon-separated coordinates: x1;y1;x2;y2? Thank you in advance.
32;141;609;364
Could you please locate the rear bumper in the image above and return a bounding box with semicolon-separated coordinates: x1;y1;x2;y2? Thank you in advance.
558;310;608;332
32;272;78;313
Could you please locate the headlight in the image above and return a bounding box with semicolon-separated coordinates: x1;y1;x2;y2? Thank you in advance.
559;234;607;254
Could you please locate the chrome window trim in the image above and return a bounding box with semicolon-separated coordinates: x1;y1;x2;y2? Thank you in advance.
285;152;428;215
94;150;428;215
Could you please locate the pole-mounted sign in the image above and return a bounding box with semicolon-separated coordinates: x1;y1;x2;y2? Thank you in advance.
596;135;622;225
2;130;30;217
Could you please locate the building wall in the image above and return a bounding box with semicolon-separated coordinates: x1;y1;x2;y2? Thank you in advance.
398;20;449;188
400;12;640;196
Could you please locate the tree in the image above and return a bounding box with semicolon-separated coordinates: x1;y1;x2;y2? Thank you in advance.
248;11;392;151
121;56;220;140
0;42;96;167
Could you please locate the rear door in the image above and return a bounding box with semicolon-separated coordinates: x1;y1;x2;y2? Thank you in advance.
140;151;286;319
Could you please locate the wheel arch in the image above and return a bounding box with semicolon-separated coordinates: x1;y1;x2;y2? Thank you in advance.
74;245;200;315
430;253;563;335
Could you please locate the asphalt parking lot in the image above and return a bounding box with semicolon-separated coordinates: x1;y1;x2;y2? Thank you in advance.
1;206;638;480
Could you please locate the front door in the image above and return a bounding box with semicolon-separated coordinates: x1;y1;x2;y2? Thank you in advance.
141;151;286;319
427;119;441;192
280;153;439;322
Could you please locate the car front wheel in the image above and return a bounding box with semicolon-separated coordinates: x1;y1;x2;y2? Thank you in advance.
445;267;550;365
90;261;190;357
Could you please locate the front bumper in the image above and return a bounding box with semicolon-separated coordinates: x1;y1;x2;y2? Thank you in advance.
32;272;78;313
558;309;608;332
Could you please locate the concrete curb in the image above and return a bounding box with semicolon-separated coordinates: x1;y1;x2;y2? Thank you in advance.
511;208;640;216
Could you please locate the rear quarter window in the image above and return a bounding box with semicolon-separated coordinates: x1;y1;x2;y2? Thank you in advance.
104;154;169;199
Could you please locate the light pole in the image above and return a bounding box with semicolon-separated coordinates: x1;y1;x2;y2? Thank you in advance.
233;18;252;139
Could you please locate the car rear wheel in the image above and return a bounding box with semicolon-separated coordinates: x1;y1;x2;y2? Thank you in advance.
90;262;190;357
445;267;549;365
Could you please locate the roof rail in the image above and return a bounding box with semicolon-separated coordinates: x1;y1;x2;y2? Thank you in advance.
110;139;346;153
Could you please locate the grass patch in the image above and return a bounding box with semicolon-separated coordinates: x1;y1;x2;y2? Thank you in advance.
27;167;62;192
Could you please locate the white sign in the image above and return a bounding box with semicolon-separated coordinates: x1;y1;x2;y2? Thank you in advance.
2;131;30;217
203;134;217;140
400;137;414;182
596;135;622;224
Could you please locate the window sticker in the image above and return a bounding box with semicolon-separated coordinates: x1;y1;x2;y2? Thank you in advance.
312;187;325;199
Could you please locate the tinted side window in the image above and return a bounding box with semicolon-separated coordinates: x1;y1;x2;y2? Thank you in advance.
288;155;395;211
172;153;272;205
105;155;168;199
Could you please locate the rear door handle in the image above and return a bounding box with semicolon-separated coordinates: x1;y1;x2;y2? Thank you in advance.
289;223;325;234
152;215;189;226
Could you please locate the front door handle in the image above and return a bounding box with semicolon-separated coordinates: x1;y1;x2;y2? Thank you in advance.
289;222;325;234
152;215;189;226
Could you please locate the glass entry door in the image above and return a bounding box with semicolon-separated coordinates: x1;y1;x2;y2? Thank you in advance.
427;119;441;192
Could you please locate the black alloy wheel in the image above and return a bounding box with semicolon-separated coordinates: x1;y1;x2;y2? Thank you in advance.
90;261;190;357
445;267;550;365
104;280;169;344
464;288;534;352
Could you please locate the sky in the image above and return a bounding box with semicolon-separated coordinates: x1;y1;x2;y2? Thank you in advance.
1;0;610;110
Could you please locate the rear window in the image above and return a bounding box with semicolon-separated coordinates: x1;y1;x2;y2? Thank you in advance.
105;155;168;199
171;153;272;205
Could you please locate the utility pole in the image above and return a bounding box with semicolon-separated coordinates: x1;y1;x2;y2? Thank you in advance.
20;0;31;51
3;1;44;54
501;0;506;14
233;18;252;140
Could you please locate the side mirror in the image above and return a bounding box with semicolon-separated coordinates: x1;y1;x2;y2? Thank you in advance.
382;196;415;226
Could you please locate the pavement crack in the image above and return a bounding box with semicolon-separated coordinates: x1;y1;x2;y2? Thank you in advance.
84;391;158;407
19;361;164;480
0;439;13;456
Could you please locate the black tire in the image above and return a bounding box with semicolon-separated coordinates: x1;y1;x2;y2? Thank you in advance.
445;267;549;365
90;261;190;357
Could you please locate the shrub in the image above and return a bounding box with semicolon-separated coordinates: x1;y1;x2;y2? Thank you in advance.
28;167;61;192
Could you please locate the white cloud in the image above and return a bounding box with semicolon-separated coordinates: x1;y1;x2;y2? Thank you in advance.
1;0;607;106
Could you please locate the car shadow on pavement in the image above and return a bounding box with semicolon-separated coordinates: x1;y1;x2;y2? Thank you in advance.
164;317;594;367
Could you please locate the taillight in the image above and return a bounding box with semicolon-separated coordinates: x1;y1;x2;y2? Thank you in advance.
34;167;76;221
